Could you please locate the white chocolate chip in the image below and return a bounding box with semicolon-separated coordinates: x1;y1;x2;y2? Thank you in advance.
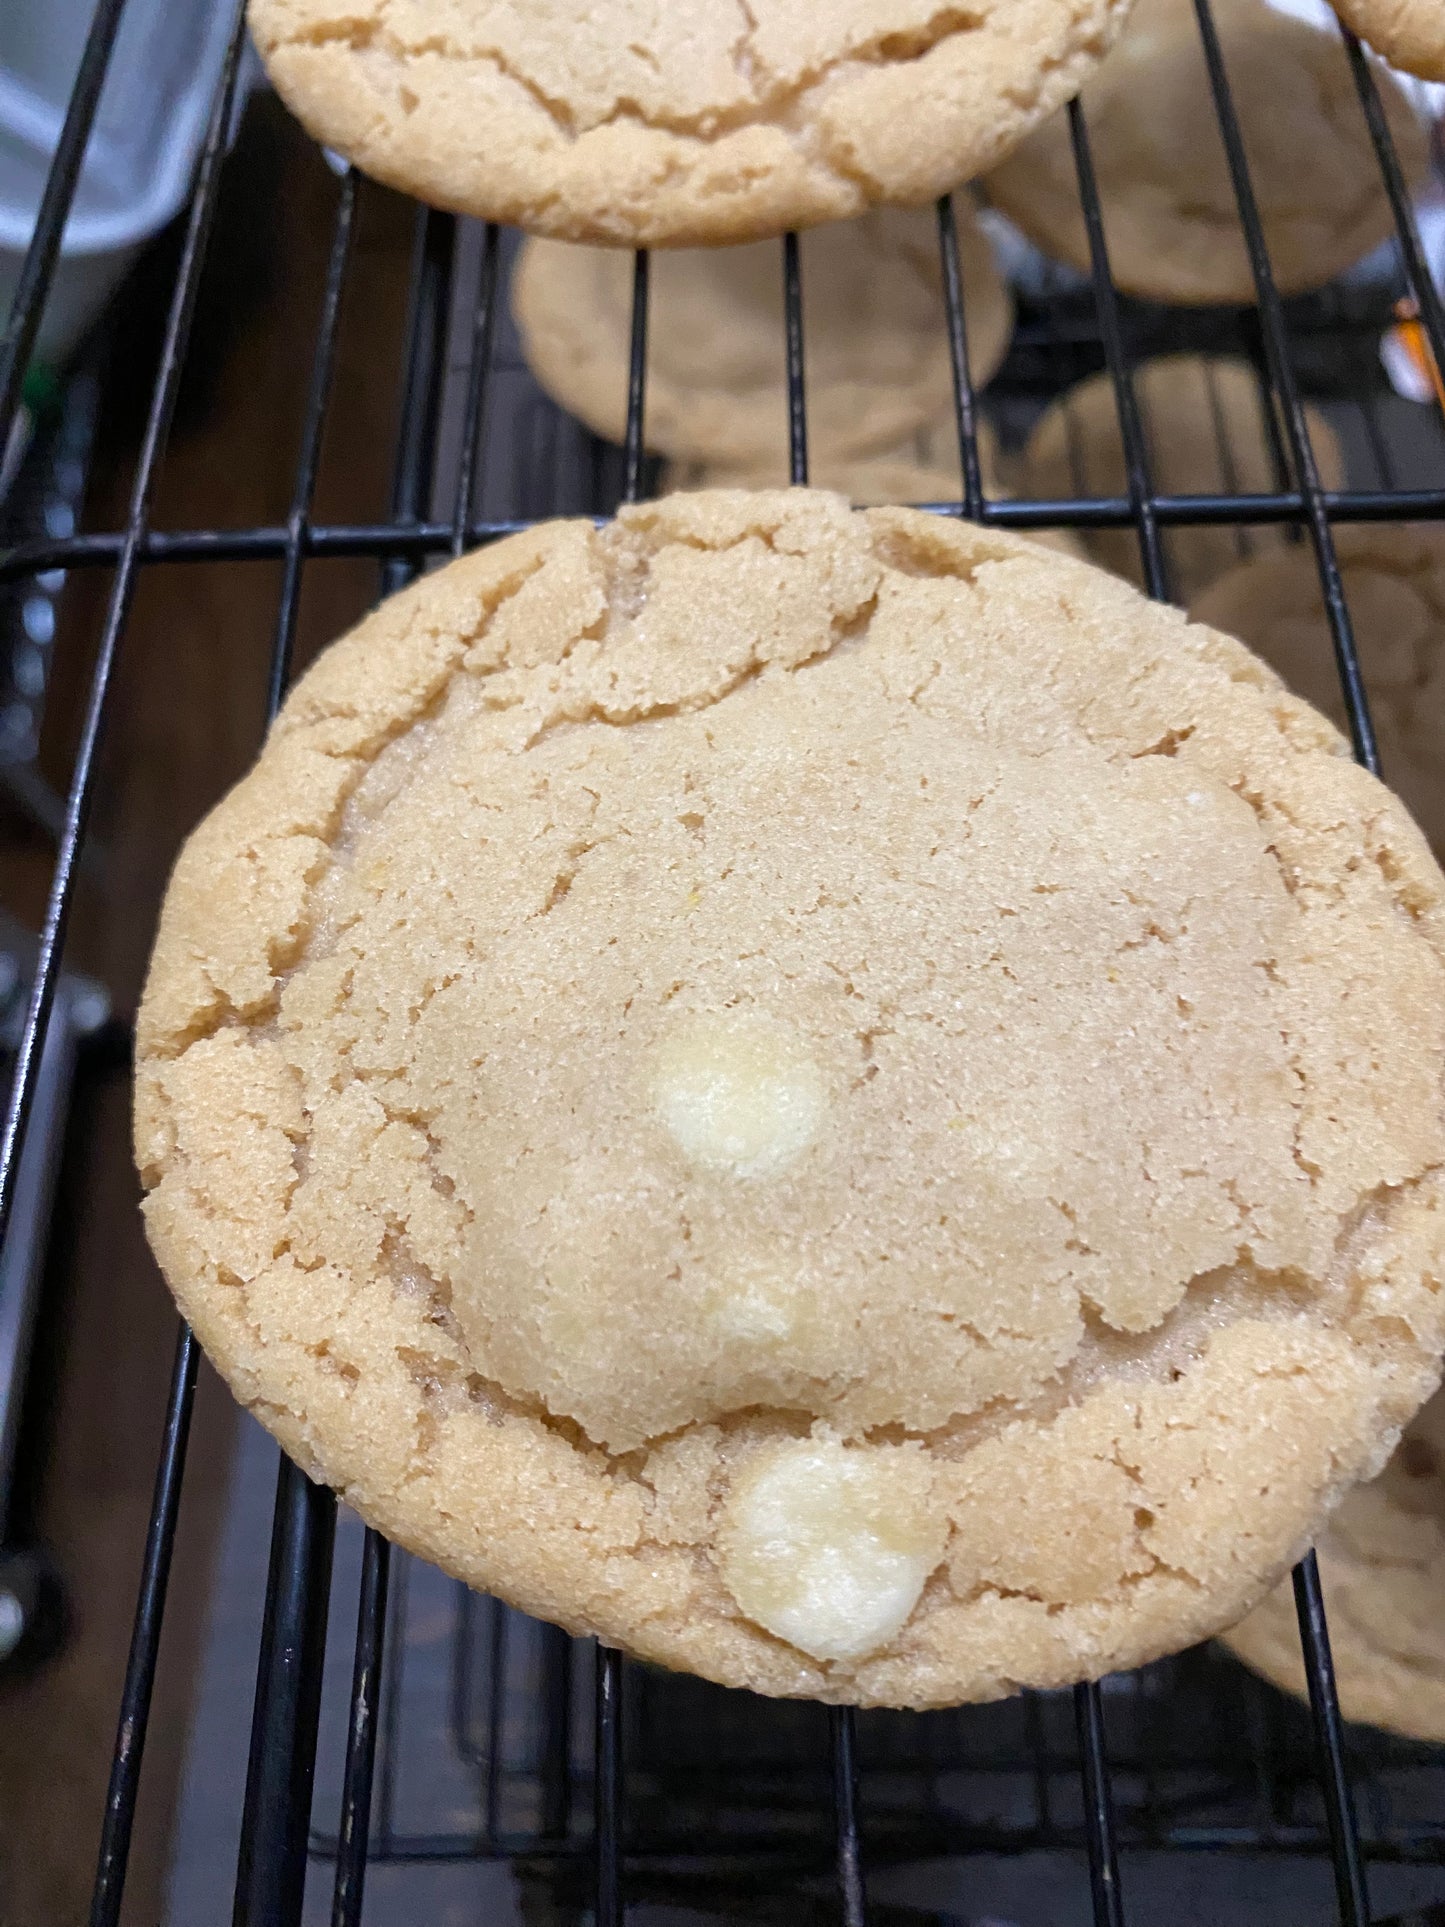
652;1011;825;1178
718;1437;943;1663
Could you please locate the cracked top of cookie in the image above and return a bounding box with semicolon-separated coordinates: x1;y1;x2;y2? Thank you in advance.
246;0;1135;246
136;490;1445;1707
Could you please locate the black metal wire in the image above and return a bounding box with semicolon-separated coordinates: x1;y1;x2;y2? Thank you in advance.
935;195;986;521
1076;1684;1127;1927
233;1459;337;1924
1187;0;1379;773
483;1603;508;1843
451;224;503;558
331;1531;390;1927
265;168;360;718
830;1706;868;1927
1066;98;1170;603
8;480;1445;586
623;251;651;505
1294;1555;1371;1927
596;1648;624;1927
87;1326;199;1927
46;35;253;1919
539;1623;573;1840
0;0;131;457
0;0;248;1257
783;233;807;486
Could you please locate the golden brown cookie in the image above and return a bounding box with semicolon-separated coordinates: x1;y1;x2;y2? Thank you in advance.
1016;357;1346;600
137;489;1445;1708
1222;1389;1445;1742
513;207;1013;477
247;0;1137;248
1330;0;1445;80
1191;524;1445;856
985;0;1428;304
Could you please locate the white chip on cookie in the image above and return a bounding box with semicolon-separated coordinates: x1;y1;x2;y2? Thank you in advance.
719;1439;944;1663
653;1012;826;1178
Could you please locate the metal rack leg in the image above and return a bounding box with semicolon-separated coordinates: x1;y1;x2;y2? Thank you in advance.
1076;1682;1127;1927
1293;1553;1370;1927
595;1646;624;1927
935;195;987;522
88;1327;199;1927
330;1530;390;1927
233;1458;337;1924
783;233;807;488
831;1705;868;1927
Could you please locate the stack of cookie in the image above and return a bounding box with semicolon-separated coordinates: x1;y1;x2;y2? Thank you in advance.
157;2;1445;1717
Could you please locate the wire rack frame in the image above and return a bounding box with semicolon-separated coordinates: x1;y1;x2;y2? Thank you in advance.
0;1;1442;1923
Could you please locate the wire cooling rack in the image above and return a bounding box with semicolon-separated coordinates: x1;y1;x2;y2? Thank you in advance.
2;1;1445;1922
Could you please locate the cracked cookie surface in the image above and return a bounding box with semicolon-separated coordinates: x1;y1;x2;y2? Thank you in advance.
137;489;1445;1706
986;0;1429;304
512;205;1012;476
246;0;1136;246
1223;1387;1445;1741
1192;524;1445;861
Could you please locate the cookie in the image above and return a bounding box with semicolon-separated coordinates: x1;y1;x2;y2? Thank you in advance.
513;207;1013;477
1221;1389;1445;1742
1191;524;1445;857
247;0;1137;249
1015;357;1346;601
137;488;1445;1709
1329;0;1445;81
985;0;1428;304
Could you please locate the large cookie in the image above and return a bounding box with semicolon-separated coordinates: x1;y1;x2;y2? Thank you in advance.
513;207;1013;476
985;0;1428;304
1222;1390;1445;1742
137;489;1445;1708
1192;524;1445;858
247;0;1135;248
1329;0;1445;80
1016;357;1346;601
